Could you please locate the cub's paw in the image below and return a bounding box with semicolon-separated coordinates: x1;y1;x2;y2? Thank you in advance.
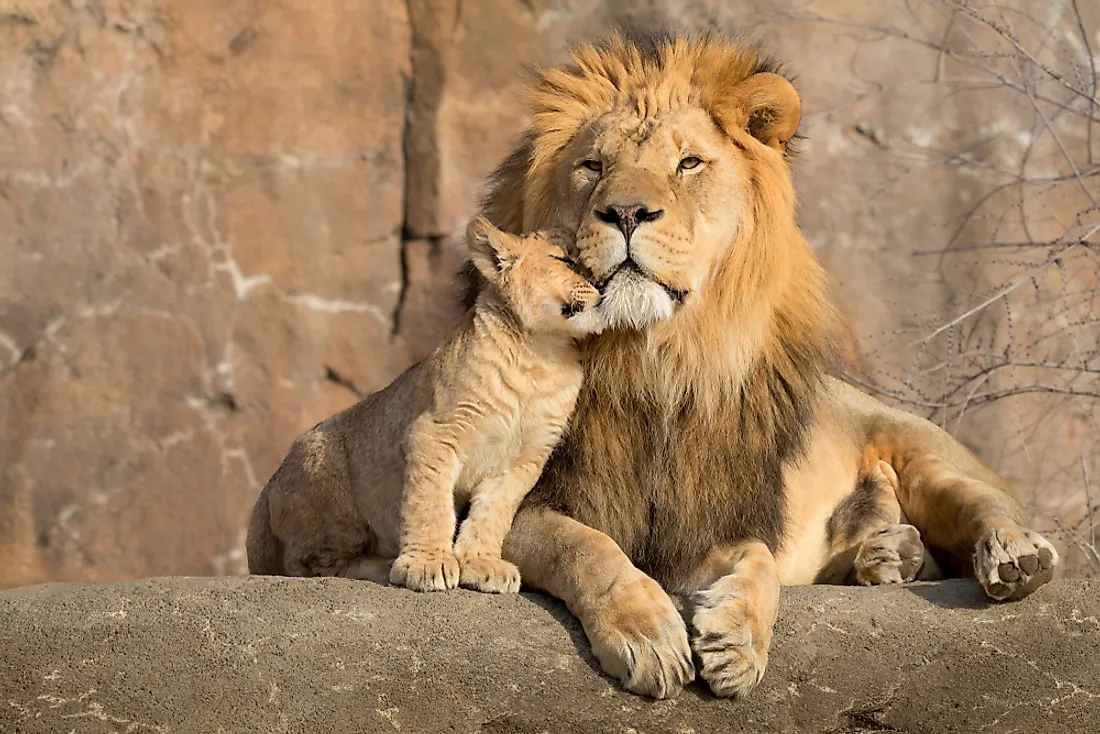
855;524;928;585
691;590;768;699
457;554;521;594
389;549;460;592
974;525;1058;601
586;574;694;699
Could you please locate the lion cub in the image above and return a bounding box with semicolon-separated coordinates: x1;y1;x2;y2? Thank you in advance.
388;218;603;593
245;217;603;594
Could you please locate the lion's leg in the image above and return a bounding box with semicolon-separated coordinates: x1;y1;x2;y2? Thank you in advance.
453;460;543;594
683;541;779;698
389;419;462;592
820;461;943;586
503;506;694;699
898;454;1057;600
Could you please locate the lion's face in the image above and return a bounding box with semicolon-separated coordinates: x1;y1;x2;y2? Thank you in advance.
503;35;805;334
551;105;748;330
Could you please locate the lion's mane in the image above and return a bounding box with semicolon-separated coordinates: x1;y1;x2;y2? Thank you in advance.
478;29;845;586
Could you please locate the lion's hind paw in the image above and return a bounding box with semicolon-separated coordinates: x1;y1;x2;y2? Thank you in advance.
974;525;1058;601
855;524;931;585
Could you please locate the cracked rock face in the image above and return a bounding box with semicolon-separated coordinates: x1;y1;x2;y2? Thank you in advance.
1;578;1098;733
0;1;419;586
1;0;1094;587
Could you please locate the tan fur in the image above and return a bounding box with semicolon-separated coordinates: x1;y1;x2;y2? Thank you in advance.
469;30;1062;700
814;460;944;585
245;219;603;594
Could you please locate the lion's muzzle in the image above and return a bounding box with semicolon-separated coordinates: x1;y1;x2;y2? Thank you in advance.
594;203;665;246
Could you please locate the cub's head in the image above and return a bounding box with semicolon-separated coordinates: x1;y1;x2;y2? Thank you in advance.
466;216;604;338
483;30;808;333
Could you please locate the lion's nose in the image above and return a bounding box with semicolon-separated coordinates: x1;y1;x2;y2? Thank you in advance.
595;203;664;245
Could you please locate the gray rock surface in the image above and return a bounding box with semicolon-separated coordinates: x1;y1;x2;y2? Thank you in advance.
1;577;1097;733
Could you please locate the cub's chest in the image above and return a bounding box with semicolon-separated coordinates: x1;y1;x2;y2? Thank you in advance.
458;365;583;485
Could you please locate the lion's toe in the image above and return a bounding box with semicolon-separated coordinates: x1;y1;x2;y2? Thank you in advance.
691;594;767;699
595;630;694;700
389;549;460;592
587;575;694;699
693;630;764;698
974;526;1058;601
457;555;521;594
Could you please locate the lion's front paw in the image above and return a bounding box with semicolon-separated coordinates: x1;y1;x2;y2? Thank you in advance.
691;589;768;699
974;525;1058;601
389;548;460;592
855;524;928;585
457;554;521;594
585;574;694;699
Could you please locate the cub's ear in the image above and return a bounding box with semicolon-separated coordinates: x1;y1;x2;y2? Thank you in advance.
466;215;518;283
717;72;801;152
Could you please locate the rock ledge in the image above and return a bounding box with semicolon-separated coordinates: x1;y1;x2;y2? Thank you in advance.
1;577;1097;733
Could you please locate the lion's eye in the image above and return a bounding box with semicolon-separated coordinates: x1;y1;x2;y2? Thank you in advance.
679;156;703;170
581;159;603;173
678;156;703;171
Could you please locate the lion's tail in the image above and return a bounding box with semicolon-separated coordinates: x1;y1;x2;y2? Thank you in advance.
245;489;286;575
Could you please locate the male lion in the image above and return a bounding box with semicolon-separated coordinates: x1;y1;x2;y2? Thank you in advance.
468;30;1059;700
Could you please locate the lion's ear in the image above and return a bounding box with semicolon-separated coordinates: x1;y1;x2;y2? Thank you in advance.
466;215;518;283
720;72;801;152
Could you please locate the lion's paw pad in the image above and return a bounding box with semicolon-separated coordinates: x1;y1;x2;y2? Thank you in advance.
389;549;460;592
974;526;1058;601
458;555;521;594
855;524;927;585
691;597;766;699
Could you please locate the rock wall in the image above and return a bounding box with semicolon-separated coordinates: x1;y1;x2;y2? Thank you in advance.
1;577;1098;733
1;0;1096;587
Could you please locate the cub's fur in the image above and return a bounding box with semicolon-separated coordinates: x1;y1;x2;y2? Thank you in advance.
246;218;603;593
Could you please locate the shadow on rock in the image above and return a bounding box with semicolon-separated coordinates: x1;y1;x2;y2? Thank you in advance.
520;591;608;679
904;579;993;610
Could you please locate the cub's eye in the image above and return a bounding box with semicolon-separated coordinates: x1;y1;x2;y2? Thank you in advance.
580;159;603;173
561;301;585;318
551;255;586;276
678;156;703;171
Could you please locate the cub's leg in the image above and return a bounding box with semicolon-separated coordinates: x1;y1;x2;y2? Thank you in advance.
898;453;1057;600
259;427;386;579
389;417;463;592
287;549;393;581
684;541;780;699
453;459;544;594
503;506;694;699
335;557;393;583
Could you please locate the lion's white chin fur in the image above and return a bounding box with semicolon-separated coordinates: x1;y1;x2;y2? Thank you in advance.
598;270;676;331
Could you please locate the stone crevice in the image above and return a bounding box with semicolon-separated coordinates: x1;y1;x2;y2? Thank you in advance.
392;0;457;338
324;365;364;400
